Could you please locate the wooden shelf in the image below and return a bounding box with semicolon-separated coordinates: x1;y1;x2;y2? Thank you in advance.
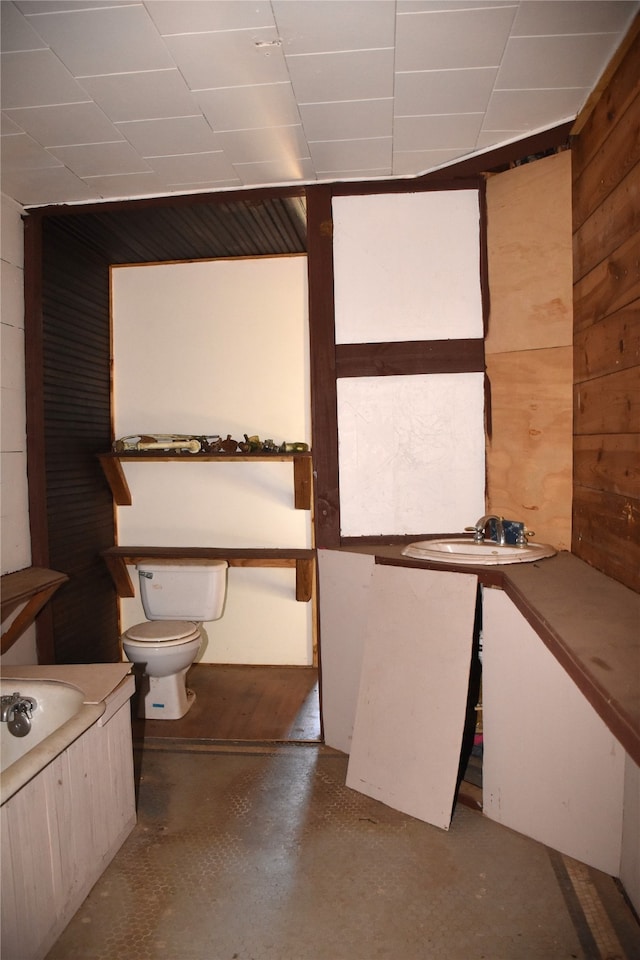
1;567;69;655
97;452;313;510
101;546;315;603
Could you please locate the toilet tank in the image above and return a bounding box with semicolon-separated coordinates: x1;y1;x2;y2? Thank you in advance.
137;562;228;621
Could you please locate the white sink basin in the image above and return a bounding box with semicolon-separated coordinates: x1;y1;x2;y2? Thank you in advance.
401;538;557;566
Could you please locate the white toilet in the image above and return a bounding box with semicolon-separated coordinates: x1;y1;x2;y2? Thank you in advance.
122;561;228;720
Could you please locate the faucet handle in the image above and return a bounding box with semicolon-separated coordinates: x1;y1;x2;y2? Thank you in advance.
464;525;484;542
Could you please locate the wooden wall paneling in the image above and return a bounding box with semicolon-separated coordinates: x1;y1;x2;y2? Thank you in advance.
306;185;340;548
573;304;639;381
573;231;640;330
573;162;640;283
572;486;640;594
574;366;639;435
485;347;573;549
39;220;120;663
571;82;640;230
485;151;573;354
485;151;573;550
571;25;640;591
573;434;640;501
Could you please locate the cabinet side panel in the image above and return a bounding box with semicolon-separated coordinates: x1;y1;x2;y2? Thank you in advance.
482;588;625;875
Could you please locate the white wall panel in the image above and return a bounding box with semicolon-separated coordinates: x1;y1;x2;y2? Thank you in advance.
337;373;485;536
333;191;483;344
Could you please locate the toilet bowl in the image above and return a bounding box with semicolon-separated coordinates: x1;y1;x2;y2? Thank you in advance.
121;561;227;720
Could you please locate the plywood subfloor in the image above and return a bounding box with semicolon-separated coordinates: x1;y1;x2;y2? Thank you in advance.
131;663;321;743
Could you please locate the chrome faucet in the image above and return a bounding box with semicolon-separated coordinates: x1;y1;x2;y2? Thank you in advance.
465;515;506;544
1;692;37;726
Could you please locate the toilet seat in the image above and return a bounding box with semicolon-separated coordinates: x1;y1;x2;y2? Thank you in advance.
124;620;200;646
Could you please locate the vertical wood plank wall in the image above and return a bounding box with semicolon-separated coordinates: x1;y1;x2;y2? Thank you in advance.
484;151;574;549
25;218;119;664
571;25;640;593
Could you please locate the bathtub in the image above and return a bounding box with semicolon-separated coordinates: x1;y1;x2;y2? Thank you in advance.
1;679;103;802
1;665;136;960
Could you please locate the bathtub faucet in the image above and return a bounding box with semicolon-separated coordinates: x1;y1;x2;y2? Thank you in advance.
465;515;506;545
1;692;37;723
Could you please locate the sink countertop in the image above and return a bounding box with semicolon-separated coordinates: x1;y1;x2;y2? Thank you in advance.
336;544;640;767
0;663;133;704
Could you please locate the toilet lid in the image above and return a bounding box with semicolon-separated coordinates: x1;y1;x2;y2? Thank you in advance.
124;620;200;643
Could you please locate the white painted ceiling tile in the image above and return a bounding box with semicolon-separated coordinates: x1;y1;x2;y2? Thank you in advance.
1;114;23;135
397;1;517;11
79;70;197;123
316;167;390;182
145;151;237;183
272;0;396;55
0;0;637;206
309;138;392;174
48;140;152;178
393;147;470;175
484;88;588;132
395;68;498;116
26;4;173;77
165;175;242;191
16;1;123;12
213;125;309;164
116;116;220;157
83;171;172;200
300;99;393;141
395;6;517;71
165;29;290;91
512;0;638;37
1;131;62;169
497;34;625;90
4;102;122;146
475;130;522;149
0;2;47;52
195;84;301;132
395;113;483;151
288;49;395;103
145;0;275;35
232;156;316;185
1;49;88;108
0;165;99;205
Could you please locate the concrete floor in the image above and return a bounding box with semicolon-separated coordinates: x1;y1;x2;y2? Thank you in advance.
47;743;639;960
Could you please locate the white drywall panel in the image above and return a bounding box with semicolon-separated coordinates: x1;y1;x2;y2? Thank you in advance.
482;588;625;876
317;549;375;754
332;190;483;344
337;373;485;536
346;564;478;828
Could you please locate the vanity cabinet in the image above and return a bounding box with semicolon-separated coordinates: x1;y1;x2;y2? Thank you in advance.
318;549;636;884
